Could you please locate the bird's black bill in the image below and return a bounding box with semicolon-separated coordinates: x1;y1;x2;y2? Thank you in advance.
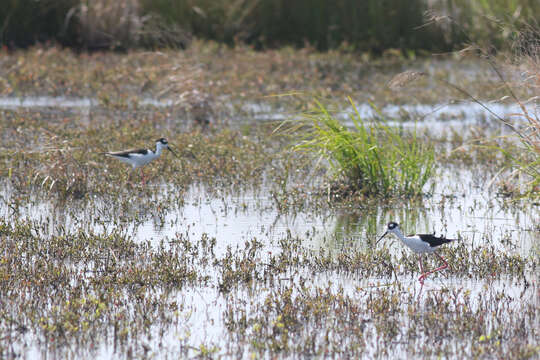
167;147;179;158
376;231;388;245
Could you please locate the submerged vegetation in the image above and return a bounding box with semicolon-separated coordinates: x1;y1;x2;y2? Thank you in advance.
0;214;536;358
293;99;435;197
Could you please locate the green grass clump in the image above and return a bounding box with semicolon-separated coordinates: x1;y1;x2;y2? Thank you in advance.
295;99;435;197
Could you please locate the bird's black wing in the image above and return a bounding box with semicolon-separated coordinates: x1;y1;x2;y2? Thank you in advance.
417;234;455;247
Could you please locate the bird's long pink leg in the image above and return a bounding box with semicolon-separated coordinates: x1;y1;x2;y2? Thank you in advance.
419;252;448;283
140;168;146;185
418;255;426;284
127;169;134;185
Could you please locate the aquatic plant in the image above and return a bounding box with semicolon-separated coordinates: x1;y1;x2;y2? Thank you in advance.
294;99;435;197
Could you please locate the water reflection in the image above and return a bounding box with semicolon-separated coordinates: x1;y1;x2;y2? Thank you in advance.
1;166;537;258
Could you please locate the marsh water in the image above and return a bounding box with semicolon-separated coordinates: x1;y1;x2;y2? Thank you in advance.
1;91;538;359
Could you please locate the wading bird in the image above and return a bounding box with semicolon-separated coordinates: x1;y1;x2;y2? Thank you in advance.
377;222;455;284
105;137;178;184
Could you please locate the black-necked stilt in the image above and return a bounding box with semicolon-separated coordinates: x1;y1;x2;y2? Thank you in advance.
376;222;455;284
105;137;178;184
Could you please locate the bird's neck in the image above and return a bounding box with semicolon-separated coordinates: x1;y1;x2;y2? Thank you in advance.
392;228;406;241
154;143;164;156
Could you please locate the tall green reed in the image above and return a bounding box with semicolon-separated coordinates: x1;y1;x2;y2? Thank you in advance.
294;99;435;197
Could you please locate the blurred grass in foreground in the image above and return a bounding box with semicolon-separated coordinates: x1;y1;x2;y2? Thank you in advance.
1;0;538;52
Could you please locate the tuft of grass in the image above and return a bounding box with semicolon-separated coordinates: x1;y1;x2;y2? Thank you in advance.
293;98;435;197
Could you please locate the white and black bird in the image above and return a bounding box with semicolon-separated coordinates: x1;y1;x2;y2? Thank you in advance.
376;222;455;284
105;137;178;184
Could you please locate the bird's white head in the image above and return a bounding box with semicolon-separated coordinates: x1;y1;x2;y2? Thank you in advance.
387;221;400;232
155;137;178;157
156;137;169;149
376;221;401;245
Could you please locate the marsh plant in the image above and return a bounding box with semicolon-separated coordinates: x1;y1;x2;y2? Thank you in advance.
294;99;435;197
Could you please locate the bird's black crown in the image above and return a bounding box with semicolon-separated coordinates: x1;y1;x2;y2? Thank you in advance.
156;138;168;144
387;222;399;230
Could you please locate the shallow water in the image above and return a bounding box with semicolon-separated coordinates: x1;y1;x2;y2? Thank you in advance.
0;96;173;109
1;95;537;128
2;166;537;257
1;95;538;358
17;272;537;359
1;160;538;358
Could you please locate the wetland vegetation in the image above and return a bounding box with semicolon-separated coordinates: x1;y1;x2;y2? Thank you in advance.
291;99;435;197
2;0;539;51
0;3;539;359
